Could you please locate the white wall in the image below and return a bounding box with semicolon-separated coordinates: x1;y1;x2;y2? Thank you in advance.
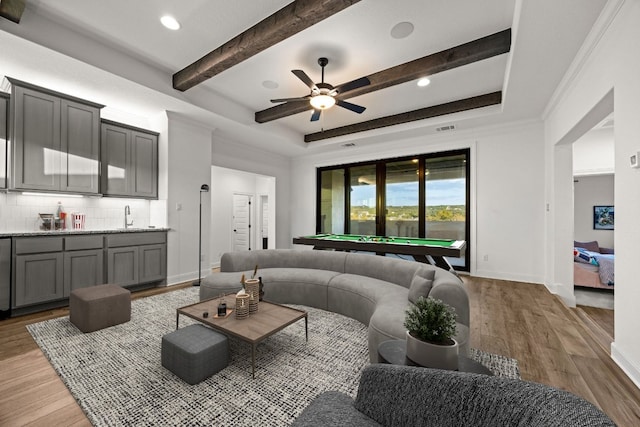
211;135;290;249
573;127;615;175
544;0;640;387
165;113;213;285
573;175;614;248
290;120;546;284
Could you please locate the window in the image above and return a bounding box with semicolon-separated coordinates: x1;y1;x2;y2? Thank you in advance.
316;149;470;271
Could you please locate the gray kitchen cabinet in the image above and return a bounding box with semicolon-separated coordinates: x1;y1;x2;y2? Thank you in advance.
107;246;139;287
106;231;166;288
1;92;8;189
63;235;105;294
13;237;65;308
101;120;158;199
7;78;103;194
139;243;166;283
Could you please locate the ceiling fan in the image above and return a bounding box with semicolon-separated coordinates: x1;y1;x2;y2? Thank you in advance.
270;57;370;122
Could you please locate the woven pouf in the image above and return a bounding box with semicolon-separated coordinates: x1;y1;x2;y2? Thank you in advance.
70;284;131;333
161;324;228;385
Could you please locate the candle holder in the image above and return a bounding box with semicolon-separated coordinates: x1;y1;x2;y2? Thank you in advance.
244;279;260;314
235;294;250;319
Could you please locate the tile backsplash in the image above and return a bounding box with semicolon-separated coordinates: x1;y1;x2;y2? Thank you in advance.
0;192;155;232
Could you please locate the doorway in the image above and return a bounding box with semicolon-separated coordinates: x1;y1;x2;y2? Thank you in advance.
232;193;252;251
572;114;615;310
210;166;277;267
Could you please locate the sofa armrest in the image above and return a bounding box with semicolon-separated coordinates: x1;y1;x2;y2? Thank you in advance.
292;391;380;427
428;280;470;327
353;364;615;427
599;247;614;255
199;272;244;301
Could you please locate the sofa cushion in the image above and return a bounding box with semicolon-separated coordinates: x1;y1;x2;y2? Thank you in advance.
327;274;403;325
352;364;615;427
221;249;347;273
344;254;421;289
258;268;340;310
408;269;435;304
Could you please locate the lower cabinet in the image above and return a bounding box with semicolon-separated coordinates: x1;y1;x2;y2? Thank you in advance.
139;244;166;283
14;252;64;307
64;249;104;294
107;232;166;289
107;246;139;287
11;231;166;314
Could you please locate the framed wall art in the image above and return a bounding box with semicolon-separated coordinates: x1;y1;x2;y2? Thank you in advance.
593;205;614;230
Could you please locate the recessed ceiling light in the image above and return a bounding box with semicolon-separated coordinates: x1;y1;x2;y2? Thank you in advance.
417;77;430;87
262;80;279;89
160;15;181;30
390;22;414;39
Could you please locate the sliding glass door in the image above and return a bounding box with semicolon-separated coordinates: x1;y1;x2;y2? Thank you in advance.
316;149;470;271
349;164;377;236
385;159;420;237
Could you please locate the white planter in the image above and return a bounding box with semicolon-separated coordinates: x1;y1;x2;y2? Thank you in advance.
405;331;459;370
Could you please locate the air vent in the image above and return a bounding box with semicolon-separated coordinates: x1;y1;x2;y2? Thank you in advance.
436;125;456;132
342;143;356;147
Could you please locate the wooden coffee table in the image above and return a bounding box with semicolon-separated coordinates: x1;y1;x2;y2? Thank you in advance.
176;294;308;378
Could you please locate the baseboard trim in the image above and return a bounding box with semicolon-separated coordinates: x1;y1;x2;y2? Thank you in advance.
611;343;640;391
472;270;543;285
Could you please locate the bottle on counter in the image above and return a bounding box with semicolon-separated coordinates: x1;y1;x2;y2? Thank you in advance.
56;202;66;230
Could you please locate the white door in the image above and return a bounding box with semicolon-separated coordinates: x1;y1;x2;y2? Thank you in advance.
232;194;251;251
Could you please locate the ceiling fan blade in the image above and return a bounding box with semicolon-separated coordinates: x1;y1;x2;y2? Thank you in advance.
292;69;319;93
333;76;370;95
270;96;309;103
336;99;366;114
310;109;322;122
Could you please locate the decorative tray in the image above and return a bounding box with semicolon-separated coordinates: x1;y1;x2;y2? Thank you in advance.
213;309;234;319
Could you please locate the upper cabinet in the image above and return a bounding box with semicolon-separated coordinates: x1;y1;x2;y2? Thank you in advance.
0;92;8;189
101;119;158;199
6;78;103;194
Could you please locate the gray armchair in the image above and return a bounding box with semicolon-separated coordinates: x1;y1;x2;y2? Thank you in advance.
292;364;615;427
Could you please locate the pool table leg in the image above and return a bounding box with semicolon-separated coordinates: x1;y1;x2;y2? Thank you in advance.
413;254;460;278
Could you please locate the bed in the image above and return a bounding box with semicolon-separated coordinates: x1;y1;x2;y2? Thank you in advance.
574;240;614;290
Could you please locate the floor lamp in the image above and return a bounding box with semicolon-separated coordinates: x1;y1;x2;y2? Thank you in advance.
193;184;209;286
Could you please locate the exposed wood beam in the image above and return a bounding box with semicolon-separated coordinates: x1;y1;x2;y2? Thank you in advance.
255;29;511;123
304;91;502;143
173;0;361;91
0;0;26;23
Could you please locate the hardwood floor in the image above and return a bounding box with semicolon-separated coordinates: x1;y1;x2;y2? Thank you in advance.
1;277;638;426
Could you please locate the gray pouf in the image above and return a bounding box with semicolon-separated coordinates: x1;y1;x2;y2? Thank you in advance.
161;324;228;384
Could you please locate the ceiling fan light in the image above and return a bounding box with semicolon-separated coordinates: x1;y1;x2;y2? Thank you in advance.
310;94;335;110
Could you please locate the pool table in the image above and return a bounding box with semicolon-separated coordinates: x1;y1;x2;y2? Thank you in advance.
292;234;466;272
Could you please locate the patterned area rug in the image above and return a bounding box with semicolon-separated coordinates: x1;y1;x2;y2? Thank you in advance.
28;288;519;426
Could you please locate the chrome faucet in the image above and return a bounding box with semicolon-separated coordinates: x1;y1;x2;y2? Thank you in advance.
124;205;133;229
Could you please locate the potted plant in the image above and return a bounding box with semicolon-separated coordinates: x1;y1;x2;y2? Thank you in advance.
404;296;458;370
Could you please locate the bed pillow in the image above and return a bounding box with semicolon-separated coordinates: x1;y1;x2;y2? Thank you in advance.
574;240;600;253
574;247;599;266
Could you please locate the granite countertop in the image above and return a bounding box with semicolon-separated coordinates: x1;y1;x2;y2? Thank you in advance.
0;228;170;238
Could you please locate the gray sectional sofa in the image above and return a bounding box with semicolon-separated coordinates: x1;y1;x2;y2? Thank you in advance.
200;249;469;362
292;364;615;426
